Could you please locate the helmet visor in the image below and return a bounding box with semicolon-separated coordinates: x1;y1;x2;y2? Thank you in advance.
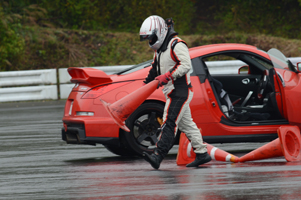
140;33;156;41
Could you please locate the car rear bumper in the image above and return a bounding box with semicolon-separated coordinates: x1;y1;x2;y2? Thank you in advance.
62;116;120;146
61;126;120;146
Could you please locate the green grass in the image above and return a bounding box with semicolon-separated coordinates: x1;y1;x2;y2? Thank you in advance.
12;27;301;71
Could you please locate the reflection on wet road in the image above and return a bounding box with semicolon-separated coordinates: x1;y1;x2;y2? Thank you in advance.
1;100;301;199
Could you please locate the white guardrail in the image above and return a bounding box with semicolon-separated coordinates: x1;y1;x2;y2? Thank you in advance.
0;58;300;102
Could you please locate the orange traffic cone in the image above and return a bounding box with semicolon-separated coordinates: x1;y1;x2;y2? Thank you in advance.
101;80;159;132
176;133;239;165
239;125;301;162
176;133;196;165
206;143;239;163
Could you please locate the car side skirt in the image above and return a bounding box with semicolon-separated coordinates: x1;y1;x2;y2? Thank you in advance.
203;133;278;144
220;116;289;126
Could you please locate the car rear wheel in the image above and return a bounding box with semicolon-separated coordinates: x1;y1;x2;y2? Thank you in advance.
122;102;164;156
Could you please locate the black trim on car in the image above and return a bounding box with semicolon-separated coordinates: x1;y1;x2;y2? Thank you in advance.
220;116;289;126
203;133;278;144
191;57;207;83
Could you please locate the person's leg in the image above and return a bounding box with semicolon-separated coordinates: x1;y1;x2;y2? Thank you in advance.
178;106;211;167
178;91;211;167
178;106;207;154
143;90;187;169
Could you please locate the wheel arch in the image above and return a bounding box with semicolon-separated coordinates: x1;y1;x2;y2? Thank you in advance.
117;99;166;137
117;100;168;156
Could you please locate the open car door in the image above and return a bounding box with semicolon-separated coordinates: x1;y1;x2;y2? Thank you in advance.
268;48;301;126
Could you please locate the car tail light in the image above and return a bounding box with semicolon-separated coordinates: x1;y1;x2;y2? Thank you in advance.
82;82;131;99
69;101;73;115
76;112;94;116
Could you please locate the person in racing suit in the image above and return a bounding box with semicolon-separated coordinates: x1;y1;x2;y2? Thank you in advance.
140;15;211;169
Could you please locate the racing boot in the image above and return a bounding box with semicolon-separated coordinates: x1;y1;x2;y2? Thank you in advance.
186;152;212;167
142;151;164;170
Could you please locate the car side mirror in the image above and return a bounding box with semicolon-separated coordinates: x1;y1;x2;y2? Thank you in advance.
238;65;250;74
296;62;301;72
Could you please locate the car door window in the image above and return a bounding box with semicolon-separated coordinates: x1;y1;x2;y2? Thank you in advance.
199;52;274;107
203;55;247;75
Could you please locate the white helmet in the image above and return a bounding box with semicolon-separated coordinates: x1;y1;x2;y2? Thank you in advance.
140;15;168;51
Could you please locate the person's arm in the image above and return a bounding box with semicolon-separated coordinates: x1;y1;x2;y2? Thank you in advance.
144;54;158;84
169;41;191;79
155;41;191;87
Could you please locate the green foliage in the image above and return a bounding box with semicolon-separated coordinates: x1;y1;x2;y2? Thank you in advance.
6;0;195;34
18;29;301;70
215;0;301;38
0;3;25;71
2;0;301;71
7;0;300;37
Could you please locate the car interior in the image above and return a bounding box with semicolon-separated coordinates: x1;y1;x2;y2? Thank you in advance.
191;51;288;125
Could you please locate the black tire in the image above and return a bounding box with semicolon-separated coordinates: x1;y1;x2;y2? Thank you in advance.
103;145;134;156
121;102;164;156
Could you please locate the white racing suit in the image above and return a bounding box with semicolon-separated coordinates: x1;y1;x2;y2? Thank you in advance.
144;36;207;157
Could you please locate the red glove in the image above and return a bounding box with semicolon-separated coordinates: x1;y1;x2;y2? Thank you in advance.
155;71;172;87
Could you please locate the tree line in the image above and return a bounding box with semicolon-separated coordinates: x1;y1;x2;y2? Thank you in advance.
1;0;301;70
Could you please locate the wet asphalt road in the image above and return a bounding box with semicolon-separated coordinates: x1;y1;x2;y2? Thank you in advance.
1;100;301;200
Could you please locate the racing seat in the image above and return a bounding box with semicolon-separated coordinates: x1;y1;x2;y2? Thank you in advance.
211;77;270;121
211;78;234;117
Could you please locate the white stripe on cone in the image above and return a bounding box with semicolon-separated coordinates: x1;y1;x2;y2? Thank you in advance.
210;147;217;160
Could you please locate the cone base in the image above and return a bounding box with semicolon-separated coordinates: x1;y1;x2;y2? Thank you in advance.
239;126;301;163
278;125;301;162
101;99;130;132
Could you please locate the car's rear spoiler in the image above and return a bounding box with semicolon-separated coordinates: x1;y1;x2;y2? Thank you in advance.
67;67;112;85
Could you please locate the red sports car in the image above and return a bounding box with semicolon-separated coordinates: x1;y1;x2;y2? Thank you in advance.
61;43;301;156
